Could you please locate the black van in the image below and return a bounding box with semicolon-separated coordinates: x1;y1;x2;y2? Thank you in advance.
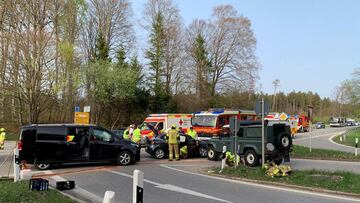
18;124;140;170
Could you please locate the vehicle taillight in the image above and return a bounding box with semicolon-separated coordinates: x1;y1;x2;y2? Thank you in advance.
18;141;22;151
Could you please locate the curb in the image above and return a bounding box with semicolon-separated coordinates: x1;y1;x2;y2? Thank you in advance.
291;157;360;162
201;169;360;199
49;185;88;203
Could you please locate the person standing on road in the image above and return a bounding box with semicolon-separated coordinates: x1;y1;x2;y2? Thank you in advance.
131;125;141;145
0;128;6;150
166;125;180;161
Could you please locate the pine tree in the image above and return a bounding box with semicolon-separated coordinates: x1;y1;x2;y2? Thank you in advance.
95;32;109;61
193;34;211;99
145;12;166;98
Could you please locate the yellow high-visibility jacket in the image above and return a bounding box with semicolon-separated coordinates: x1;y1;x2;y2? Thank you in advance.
166;129;179;144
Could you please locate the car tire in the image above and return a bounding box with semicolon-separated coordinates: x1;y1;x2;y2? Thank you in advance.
34;158;51;170
153;148;165;159
244;149;259;167
207;146;218;161
276;132;292;152
198;147;208;158
116;151;133;166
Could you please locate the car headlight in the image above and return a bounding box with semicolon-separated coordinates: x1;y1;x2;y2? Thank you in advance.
266;143;275;152
131;143;139;148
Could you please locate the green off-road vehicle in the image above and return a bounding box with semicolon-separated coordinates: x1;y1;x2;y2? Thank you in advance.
207;120;292;167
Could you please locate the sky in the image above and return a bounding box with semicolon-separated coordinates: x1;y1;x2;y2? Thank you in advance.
131;0;360;98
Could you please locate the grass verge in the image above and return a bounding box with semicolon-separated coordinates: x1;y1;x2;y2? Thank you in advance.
212;167;360;195
0;179;77;203
291;145;360;161
333;129;360;147
5;132;19;141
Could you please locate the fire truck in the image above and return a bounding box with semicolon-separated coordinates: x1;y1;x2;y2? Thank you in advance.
265;113;309;133
139;114;192;144
191;109;257;140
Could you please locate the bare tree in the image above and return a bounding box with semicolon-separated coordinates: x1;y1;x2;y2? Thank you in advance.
207;5;259;96
88;0;134;56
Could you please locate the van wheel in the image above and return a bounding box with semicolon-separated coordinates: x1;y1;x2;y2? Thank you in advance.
207;146;218;161
117;151;133;166
244;149;259;167
34;159;51;170
153;148;165;159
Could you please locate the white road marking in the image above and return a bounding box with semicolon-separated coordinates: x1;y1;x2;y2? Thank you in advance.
329;134;356;149
107;170;232;203
160;164;360;202
44;171;104;203
294;131;345;141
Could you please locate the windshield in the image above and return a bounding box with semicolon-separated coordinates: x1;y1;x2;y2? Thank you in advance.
192;115;217;127
139;122;157;130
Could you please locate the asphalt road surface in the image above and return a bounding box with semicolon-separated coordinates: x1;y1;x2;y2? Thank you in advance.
33;156;360;203
294;126;358;153
1;126;360;203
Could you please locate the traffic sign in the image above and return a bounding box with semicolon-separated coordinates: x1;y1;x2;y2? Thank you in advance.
74;112;90;124
75;106;80;112
279;112;288;121
84;106;91;112
255;99;270;116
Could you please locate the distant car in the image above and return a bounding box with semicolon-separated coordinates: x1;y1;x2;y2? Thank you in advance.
315;122;325;129
145;133;208;159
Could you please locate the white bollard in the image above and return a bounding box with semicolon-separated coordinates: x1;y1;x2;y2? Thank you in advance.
13;148;20;182
355;138;358;156
219;146;227;173
103;191;116;203
20;169;32;180
340;136;343;142
133;170;144;203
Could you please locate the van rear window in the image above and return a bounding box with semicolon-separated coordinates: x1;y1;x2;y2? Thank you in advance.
21;129;36;143
37;127;66;141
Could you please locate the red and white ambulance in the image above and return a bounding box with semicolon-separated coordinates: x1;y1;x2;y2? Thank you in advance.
139;114;192;144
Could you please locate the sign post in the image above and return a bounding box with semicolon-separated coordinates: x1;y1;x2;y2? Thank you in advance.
234;116;238;168
308;105;314;152
255;98;269;168
261;98;265;168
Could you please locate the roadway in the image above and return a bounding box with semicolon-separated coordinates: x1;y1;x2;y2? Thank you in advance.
33;154;360;203
294;126;358;153
1;127;360;202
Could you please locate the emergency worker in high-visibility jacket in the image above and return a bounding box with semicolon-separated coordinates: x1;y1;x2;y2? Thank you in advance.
166;125;180;161
131;126;141;144
188;127;197;140
123;127;130;140
0;128;6;150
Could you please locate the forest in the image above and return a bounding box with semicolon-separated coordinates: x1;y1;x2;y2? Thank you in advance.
0;0;357;132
